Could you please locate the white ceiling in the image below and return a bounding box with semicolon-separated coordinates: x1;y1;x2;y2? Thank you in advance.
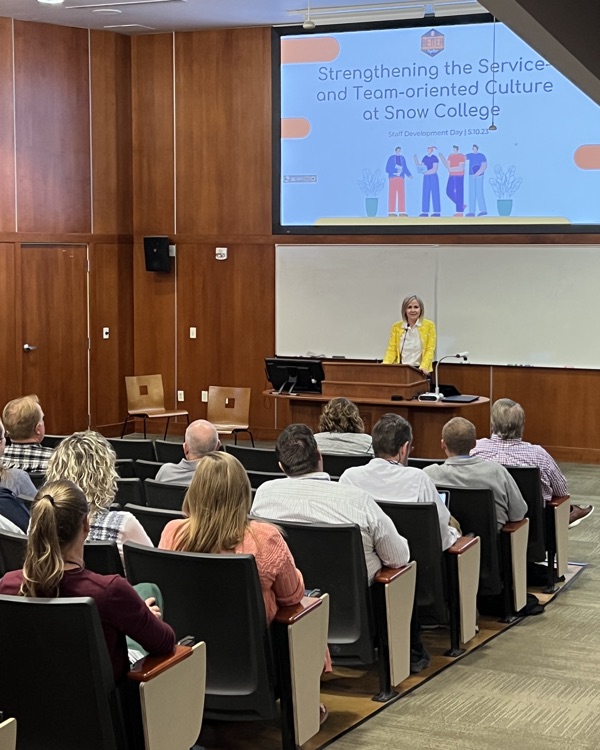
0;0;486;35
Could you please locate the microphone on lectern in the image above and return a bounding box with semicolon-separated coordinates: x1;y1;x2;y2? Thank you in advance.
418;352;470;402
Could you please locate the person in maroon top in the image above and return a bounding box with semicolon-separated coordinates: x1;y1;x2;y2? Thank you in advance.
0;480;175;682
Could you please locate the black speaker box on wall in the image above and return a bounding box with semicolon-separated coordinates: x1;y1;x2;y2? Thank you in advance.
144;236;171;273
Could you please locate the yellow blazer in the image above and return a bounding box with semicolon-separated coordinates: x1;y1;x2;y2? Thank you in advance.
382;318;436;372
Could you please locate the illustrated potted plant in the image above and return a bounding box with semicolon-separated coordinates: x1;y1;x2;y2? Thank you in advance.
358;169;385;217
489;164;523;216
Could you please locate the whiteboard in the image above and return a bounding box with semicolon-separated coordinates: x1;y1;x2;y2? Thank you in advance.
276;244;600;368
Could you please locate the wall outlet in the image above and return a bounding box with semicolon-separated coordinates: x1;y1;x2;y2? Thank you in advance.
201;390;208;402
102;327;110;339
177;390;185;402
189;326;197;339
215;247;227;261
169;244;176;257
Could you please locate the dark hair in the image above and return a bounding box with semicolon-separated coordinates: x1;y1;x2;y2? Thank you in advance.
372;414;412;458
20;480;88;598
442;417;476;456
275;424;320;477
318;398;364;434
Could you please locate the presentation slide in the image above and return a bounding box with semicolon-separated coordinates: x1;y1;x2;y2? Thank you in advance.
277;20;600;230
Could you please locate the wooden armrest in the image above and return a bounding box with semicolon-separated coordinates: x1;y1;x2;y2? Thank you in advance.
274;595;321;625
374;563;413;585
501;518;529;534
549;494;570;508
128;644;192;682
448;535;479;554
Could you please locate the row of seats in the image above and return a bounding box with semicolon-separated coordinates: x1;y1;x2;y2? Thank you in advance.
42;435;186;463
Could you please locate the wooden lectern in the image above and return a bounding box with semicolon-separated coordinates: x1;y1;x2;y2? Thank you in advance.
321;362;428;401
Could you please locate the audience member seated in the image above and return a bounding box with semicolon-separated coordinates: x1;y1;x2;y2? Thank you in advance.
314;398;373;456
0;419;37;497
424;417;527;530
339;413;459;550
0;480;176;682
2;395;54;473
471;398;593;528
0;486;30;533
0;512;24;534
155;419;219;485
45;431;152;557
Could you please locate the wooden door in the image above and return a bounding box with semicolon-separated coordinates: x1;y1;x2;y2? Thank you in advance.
20;244;89;434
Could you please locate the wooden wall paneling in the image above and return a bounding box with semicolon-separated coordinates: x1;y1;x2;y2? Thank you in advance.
0;244;20;409
437;363;492;441
175;29;272;236
131;34;175;235
89;243;134;433
176;243;276;435
90;31;132;235
14;22;91;233
0;19;15;232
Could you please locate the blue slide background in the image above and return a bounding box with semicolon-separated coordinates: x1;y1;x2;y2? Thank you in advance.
279;21;600;225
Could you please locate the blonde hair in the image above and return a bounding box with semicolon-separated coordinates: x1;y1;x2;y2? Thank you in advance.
45;431;118;517
401;295;425;323
2;394;43;440
442;417;476;456
173;452;252;553
491;398;525;440
318;398;365;434
20;480;88;598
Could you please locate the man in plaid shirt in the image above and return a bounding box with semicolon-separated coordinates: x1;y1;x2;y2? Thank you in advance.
471;398;593;528
2;395;54;473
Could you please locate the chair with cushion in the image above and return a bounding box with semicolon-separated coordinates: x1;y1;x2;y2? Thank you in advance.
115;458;136;478
437;486;529;621
124;542;328;749
0;530;26;577
108;438;156;462
144;479;187;511
377;501;480;656
121;375;189;440
124;504;185;547
115;477;146;509
264;520;416;701
135;460;163;482
83;541;125;577
0;595;206;750
207;386;254;446
153;440;185;464
225;444;281;473
320;452;371;477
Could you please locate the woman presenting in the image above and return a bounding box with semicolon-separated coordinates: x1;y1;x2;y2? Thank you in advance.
383;294;436;374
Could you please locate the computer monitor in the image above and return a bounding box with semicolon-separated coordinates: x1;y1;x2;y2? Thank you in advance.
265;357;325;394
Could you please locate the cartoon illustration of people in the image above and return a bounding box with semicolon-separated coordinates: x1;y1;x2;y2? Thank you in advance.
465;144;488;216
385;146;413;216
413;147;440;217
439;146;466;216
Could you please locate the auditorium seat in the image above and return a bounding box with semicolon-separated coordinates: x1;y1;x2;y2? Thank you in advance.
246;470;286;489
108;438;155;462
83;541;125;577
408;457;445;469
144;479;187;510
115;477;145;509
115;458;136;478
135;459;163;481
320;452;371;477
0;529;25;576
124;504;184;547
124;542;328;748
29;471;46;489
225;444;281;473
153;439;184;464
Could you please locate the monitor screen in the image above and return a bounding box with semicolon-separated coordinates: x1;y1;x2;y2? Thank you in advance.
273;15;600;234
265;357;325;394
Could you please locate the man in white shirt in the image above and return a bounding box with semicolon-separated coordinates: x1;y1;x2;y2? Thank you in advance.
155;419;219;485
339;413;459;550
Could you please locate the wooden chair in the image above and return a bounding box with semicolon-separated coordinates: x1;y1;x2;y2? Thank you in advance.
0;717;16;750
121;375;189;439
207;386;254;446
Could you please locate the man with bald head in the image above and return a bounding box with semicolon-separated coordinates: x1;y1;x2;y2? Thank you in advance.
155;419;220;485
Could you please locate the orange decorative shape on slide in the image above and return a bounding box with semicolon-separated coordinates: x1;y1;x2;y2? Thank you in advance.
574;145;600;170
281;37;340;64
281;118;311;139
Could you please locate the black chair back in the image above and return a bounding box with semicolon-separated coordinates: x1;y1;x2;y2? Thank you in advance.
108;438;155;461
440;486;501;597
135;459;163;481
505;466;546;562
41;434;66;449
124;504;185;546
84;541;125;577
377;501;448;625
271;520;375;665
0;595;125;750
225;444;281;473
144;479;187;510
115;478;145;509
320;453;371;477
246;470;285;490
124;543;277;721
0;530;27;576
29;471;46;489
408;457;445;469
115;458;136;478
153;439;185;463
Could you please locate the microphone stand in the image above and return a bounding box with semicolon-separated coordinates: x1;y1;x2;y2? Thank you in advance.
418;352;469;402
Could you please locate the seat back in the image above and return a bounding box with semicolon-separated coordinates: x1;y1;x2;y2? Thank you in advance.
376;502;448;625
440;486;502;596
225;445;281;473
84;541;125;577
0;595;125;750
246;470;285;489
153;439;185;463
207;386;251;428
123;543;277;721
125;374;165;412
320;453;371;477
270;520;376;665
144;479;187;510
135;459;163;481
505;465;546;562
29;471;46;489
124;504;185;546
115;478;145;509
115;458;136;478
41;434;66;449
108;438;155;461
408;457;445;469
0;530;27;576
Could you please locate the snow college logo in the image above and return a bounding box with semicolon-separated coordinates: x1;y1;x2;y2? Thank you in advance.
421;29;445;57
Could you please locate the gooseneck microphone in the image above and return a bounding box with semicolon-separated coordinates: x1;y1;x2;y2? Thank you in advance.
418;352;469;402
